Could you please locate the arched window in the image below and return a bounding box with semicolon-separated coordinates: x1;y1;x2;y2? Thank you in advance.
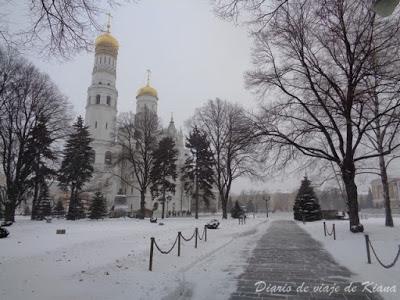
95;121;98;129
106;96;111;105
105;122;108;129
105;151;112;165
96;95;100;104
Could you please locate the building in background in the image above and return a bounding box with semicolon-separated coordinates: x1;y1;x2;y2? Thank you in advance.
84;23;191;216
370;177;400;209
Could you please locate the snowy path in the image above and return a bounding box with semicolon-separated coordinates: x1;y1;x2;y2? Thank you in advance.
230;220;383;300
0;216;268;300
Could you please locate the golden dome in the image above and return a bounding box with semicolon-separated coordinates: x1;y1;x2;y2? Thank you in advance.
137;84;158;98
95;32;119;49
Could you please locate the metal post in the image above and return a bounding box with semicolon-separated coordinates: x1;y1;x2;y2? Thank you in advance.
178;232;181;257
365;235;371;264
204;225;207;242
195;227;198;248
333;224;336;240
323;221;326;236
149;237;155;271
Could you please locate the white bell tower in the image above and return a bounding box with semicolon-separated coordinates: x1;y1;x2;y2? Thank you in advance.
85;15;119;169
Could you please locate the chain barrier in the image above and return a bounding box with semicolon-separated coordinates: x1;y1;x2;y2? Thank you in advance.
153;234;179;255
149;226;208;271
365;234;400;269
198;226;207;241
180;230;196;242
323;222;336;240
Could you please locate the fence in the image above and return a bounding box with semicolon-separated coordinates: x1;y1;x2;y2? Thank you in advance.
323;222;336;240
364;234;400;269
149;226;207;271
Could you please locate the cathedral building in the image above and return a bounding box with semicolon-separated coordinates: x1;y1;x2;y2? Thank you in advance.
84;24;191;216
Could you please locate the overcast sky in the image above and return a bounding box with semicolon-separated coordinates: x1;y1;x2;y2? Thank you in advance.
23;0;385;194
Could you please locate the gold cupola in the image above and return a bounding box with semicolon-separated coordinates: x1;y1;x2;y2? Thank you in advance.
95;14;119;56
137;70;158;99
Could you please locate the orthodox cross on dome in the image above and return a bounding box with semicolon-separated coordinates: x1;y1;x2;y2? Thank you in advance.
106;12;112;33
146;69;152;86
170;112;174;123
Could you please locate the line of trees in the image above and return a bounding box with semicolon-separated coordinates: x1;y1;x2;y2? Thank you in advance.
213;0;400;230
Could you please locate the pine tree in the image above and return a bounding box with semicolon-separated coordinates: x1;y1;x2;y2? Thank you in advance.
181;126;215;219
246;200;255;213
150;137;178;219
293;177;322;222
53;200;65;218
36;183;52;219
25;115;57;220
231;200;244;218
89;192;108;219
58;116;94;220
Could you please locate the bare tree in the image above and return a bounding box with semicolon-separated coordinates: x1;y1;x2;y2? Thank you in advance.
0;47;70;222
0;0;132;58
115;108;159;218
192;98;259;219
245;1;400;232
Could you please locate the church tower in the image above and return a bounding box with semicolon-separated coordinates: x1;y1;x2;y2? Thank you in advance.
85;17;119;170
136;70;158;114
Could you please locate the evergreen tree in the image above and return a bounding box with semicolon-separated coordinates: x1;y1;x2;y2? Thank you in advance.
25;115;57;220
36;183;52;219
53;200;65;218
246;200;255;213
150;137;178;219
181;126;215;219
58;116;94;220
89;192;108;219
293;177;322;222
231;200;244;218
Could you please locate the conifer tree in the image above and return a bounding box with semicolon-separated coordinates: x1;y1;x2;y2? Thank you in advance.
36;182;52;219
53;200;65;218
150;137;178;219
231;200;244;218
89;192;108;219
58;116;94;220
26;115;57;220
181;126;215;219
293;177;322;222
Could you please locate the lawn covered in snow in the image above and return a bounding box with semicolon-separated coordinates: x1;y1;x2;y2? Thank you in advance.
0;215;269;300
301;215;400;300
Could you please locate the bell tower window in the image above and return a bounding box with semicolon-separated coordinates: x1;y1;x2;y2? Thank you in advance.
107;96;111;105
96;95;100;104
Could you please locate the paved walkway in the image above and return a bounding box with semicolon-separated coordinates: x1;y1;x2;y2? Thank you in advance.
230;220;382;300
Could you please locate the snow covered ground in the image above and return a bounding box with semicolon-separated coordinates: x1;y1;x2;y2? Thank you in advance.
0;215;269;300
301;214;400;300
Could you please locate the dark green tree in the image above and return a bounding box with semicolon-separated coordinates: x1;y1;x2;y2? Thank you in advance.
36;182;52;219
246;200;255;213
181;126;215;219
26;115;57;220
231;200;244;218
293;177;322;222
58;116;94;220
53;200;65;218
150;137;178;219
89;192;108;219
